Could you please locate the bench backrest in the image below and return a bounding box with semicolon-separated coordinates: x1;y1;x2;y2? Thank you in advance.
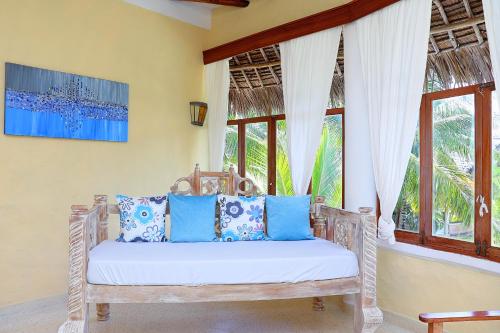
107;164;259;217
170;164;258;196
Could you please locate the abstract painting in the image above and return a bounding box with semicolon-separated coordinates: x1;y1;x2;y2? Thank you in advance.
4;63;128;142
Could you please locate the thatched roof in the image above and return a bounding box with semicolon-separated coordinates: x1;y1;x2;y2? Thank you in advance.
229;0;492;118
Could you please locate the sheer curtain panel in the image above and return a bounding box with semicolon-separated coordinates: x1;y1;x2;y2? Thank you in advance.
280;27;342;195
345;0;432;244
205;59;230;171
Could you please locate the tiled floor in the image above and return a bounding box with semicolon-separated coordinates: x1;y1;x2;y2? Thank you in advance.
0;296;419;333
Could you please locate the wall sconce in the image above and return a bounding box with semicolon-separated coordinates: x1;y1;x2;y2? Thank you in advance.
190;102;208;126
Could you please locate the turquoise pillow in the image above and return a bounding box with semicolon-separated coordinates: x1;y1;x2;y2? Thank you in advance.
265;195;315;241
168;194;217;242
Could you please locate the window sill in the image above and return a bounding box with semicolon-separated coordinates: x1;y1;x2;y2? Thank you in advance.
377;239;500;276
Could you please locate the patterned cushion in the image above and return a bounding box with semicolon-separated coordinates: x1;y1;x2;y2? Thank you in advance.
116;195;167;242
218;195;265;241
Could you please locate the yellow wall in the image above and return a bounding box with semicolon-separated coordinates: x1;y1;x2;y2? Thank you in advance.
378;249;500;333
2;3;499;333
0;0;208;307
204;0;350;49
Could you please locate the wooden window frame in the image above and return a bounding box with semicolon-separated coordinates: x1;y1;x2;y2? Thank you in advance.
395;83;500;263
227;108;344;208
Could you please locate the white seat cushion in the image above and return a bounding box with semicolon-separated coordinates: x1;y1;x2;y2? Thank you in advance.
87;238;359;286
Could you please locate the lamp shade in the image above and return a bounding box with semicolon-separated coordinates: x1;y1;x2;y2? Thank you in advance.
190;102;208;126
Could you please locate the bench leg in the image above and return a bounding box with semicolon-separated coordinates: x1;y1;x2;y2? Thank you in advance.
354;294;383;333
57;303;89;333
353;212;383;332
97;303;110;321
312;297;325;311
428;323;443;333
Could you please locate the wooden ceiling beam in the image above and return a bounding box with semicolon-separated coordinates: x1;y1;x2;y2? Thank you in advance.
246;52;264;88
203;0;400;64
433;0;458;49
430;16;485;35
176;0;249;7
230;61;280;71
260;48;281;85
462;0;485;46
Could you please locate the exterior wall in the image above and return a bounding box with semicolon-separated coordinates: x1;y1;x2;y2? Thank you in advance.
204;0;350;49
0;0;208;307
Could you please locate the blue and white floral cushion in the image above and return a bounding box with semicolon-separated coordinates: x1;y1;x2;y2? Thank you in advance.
218;195;265;241
116;195;167;242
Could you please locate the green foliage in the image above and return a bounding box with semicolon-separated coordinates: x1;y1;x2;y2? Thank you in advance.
224;117;343;206
492;149;500;246
395;95;474;237
311;116;343;208
275;120;294;196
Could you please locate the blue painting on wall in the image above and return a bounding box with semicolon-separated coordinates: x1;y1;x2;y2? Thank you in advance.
4;63;128;142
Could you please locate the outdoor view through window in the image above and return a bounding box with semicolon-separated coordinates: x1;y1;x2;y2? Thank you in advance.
395;90;500;247
223;115;343;209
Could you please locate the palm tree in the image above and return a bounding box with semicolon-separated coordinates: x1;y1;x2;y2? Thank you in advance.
311;116;343;208
491;149;500;246
275;120;294;196
224;117;343;206
394;96;474;239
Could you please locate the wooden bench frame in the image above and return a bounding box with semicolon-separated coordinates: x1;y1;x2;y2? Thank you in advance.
58;165;382;333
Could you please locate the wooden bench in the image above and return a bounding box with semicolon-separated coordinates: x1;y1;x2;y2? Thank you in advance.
419;310;500;333
58;164;383;333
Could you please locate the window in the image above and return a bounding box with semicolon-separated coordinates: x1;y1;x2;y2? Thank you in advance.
312;114;343;208
245;122;268;192
223;125;238;171
225;109;343;207
395;84;500;262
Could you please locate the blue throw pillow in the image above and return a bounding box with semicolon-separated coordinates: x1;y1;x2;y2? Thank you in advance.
265;195;315;241
168;194;217;242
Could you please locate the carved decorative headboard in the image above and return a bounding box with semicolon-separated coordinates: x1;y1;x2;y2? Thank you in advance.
170;164;259;196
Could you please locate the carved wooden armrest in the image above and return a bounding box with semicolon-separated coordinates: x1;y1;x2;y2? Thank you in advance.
311;197;382;329
312;197;365;251
60;196;109;332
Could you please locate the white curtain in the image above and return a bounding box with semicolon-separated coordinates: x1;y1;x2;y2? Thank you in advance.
484;0;500;112
205;59;230;171
346;0;432;244
280;27;342;195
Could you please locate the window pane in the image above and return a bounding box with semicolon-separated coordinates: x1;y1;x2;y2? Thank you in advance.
312;115;343;208
492;91;500;247
432;94;474;242
276;120;294;195
393;126;420;232
223;125;238;171
245;122;268;194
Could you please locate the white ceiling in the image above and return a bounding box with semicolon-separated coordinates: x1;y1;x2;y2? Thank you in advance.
124;0;218;29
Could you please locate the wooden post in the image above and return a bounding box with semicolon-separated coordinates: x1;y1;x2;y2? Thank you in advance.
428;323;443;333
354;207;383;333
94;195;110;321
228;164;236;195
193;164;201;195
312;196;326;239
59;205;90;333
312;196;326;311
